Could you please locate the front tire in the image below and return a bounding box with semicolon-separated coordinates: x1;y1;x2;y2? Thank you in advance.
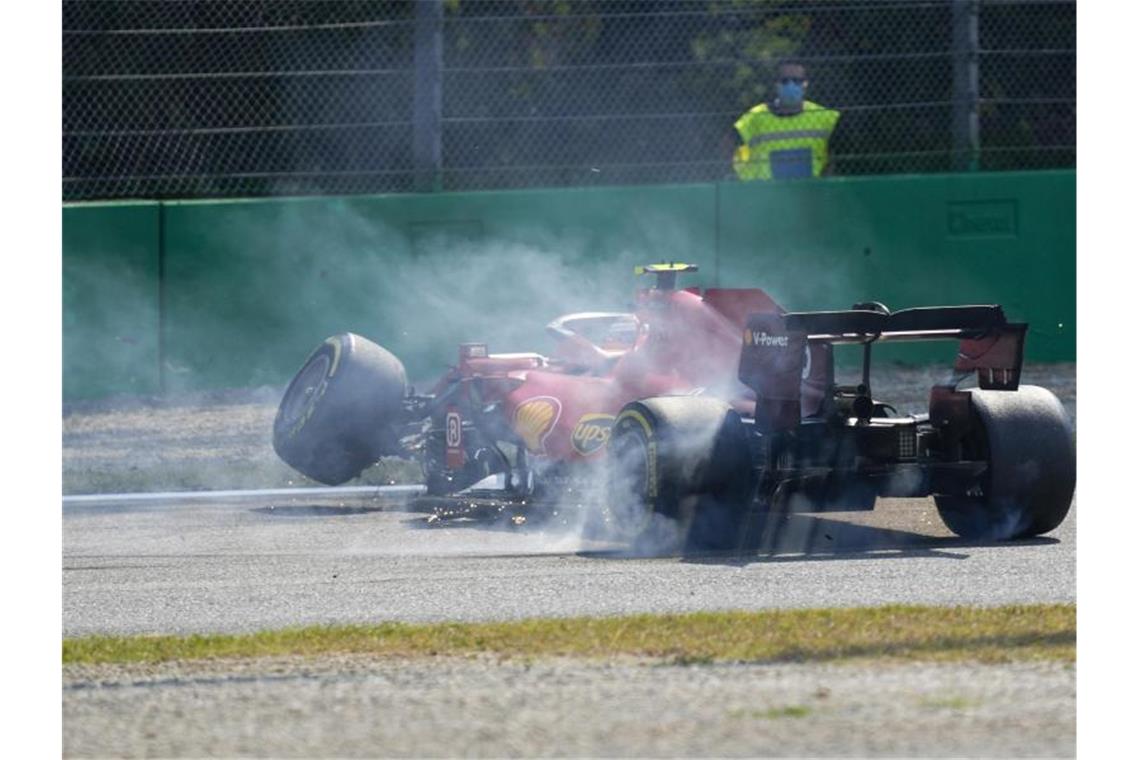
606;396;754;553
273;333;407;485
935;385;1075;540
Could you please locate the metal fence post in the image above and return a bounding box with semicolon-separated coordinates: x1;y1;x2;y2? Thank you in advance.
951;0;980;171
413;0;443;192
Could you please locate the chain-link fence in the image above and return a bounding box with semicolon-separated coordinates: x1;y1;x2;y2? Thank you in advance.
63;0;1075;201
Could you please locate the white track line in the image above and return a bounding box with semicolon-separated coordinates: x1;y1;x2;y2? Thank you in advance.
62;484;426;505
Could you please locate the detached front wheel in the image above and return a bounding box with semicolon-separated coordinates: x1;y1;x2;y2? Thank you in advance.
606;396;754;553
273;333;408;485
935;385;1075;540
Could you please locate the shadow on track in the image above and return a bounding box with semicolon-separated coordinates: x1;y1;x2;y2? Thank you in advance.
251;504;391;517
676;510;1059;567
397;501;1059;563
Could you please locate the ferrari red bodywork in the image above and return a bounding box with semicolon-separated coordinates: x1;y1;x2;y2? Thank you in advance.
423;279;831;486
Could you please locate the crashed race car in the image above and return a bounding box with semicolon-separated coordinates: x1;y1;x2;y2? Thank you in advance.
273;263;1075;549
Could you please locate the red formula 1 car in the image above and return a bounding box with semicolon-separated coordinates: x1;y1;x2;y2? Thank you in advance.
273;263;827;504
273;263;1075;549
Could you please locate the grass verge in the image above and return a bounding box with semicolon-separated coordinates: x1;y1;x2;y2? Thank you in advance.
64;604;1074;666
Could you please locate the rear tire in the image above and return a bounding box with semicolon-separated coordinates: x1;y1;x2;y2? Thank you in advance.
273;333;407;485
606;396;754;553
935;385;1075;540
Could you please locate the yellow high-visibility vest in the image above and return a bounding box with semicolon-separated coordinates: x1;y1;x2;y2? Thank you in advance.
733;101;841;180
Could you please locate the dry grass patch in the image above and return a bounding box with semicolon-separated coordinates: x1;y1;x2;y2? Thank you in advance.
64;604;1074;666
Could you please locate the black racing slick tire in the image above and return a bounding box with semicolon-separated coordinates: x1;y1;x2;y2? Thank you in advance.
273;333;408;485
606;396;754;553
935;385;1075;540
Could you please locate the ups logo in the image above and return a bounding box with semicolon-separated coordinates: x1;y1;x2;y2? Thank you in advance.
571;413;616;456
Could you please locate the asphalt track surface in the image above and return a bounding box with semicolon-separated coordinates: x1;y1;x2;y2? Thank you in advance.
63;488;1075;637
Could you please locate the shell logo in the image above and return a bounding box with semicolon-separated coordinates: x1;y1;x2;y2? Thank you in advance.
744;329;753;346
513;396;562;453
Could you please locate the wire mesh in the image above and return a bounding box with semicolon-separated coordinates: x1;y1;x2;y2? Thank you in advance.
62;0;1076;201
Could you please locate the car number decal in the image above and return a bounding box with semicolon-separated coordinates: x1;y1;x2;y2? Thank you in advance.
445;408;465;468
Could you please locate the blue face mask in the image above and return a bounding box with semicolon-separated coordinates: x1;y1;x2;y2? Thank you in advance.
777;80;805;107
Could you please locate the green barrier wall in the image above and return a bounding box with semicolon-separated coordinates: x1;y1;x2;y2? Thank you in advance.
63;170;1074;398
63;202;161;398
717;170;1075;364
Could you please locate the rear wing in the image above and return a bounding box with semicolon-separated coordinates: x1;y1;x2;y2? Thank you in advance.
738;304;1027;430
781;305;1027;391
